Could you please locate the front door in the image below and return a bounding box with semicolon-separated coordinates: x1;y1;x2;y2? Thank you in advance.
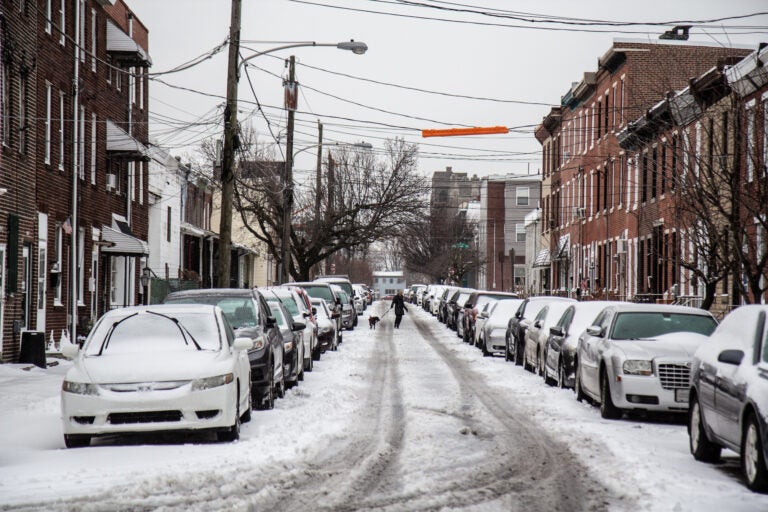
36;213;48;332
0;245;6;354
21;244;32;330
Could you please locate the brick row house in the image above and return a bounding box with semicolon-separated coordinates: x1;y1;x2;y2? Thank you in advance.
617;43;768;309
0;0;151;362
534;29;755;309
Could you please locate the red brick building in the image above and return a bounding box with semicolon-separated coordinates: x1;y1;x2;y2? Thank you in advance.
535;31;752;303
0;0;151;362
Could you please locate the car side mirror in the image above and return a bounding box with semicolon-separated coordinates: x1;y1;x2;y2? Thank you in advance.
331;312;340;319
312;307;317;315
292;321;306;332
464;302;472;309
265;315;277;328
480;311;488;319
534;320;542;329
233;337;254;351
61;342;80;359
586;325;604;337
549;326;564;337
717;349;744;366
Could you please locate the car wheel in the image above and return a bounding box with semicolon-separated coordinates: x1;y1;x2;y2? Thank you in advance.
307;351;314;371
542;351;555;386
276;375;286;399
482;340;490;357
600;371;622;420
689;397;721;462
241;398;252;424
538;349;546;378
64;434;91;448
504;341;512;362
743;413;768;492
514;338;524;367
218;395;241;442
574;362;587;403
557;359;566;389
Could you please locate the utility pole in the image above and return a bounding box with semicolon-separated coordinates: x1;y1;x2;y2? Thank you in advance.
314;121;323;229
217;0;241;288
280;55;296;284
326;149;335;223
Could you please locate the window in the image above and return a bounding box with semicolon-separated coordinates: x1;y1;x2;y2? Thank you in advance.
660;143;667;195
91;113;96;184
516;186;529;206
167;207;172;243
79;106;85;179
139;161;144;205
45;0;52;34
79;0;86;62
746;102;756;182
18;72;27;154
620;77;625;125
763;99;768;176
1;61;8;146
612;84;617;129
129;67;136;105
78;228;85;305
59;0;66;46
516;224;525;242
106;57;112;85
45;82;52;164
138;68;144;108
54;224;63;305
602;165;609;210
604;91;610;135
91;9;97;72
596;100;602;140
641;153;648;203
671;133;678;191
59;91;65;170
651;146;658;200
129;162;135;202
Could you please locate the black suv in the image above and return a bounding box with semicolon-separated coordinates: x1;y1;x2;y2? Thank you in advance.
163;288;284;410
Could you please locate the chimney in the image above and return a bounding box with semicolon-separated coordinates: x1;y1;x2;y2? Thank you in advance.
659;25;691;41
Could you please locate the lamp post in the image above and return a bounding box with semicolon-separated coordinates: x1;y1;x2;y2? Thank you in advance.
217;2;367;287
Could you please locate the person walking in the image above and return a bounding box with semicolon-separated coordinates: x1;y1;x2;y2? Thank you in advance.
390;289;408;328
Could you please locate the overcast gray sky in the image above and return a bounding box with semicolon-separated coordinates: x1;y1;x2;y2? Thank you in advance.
129;0;768;184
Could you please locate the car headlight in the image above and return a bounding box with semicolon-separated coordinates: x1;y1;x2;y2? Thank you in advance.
623;360;652;376
191;373;234;391
320;326;331;334
252;337;266;351
62;381;100;396
284;341;294;352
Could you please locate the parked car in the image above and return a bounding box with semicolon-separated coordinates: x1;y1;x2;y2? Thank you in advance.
522;300;576;375
574;303;718;419
264;293;306;389
507;296;576;364
542;301;619;389
473;300;498;347
688;304;768;492
448;289;474;331
292;281;343;345
315;276;358;328
332;286;355;331
311;298;339;354
438;286;459;324
163;288;284;410
264;286;314;376
429;285;447;316
478;298;524;357
352;284;367;314
462;291;519;345
61;304;252;447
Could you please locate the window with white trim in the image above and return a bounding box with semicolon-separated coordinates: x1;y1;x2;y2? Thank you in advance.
78;0;85;62
45;82;52;164
91;9;97;72
59;0;65;46
54;224;63;305
516;186;529;206
78;228;85;305
79;105;85;179
45;0;52;34
18;72;27;154
90;113;96;184
59;91;65;170
1;61;8;147
516;224;525;243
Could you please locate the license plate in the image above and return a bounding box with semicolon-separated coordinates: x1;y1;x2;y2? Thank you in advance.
675;388;690;403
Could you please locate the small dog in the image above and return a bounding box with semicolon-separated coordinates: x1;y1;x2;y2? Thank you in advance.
369;315;380;329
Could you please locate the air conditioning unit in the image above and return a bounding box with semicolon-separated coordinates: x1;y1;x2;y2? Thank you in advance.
106;173;116;190
573;207;586;220
616;239;627;254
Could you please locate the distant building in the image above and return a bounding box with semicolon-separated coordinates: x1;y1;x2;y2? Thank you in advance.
430;167;480;217
372;271;406;298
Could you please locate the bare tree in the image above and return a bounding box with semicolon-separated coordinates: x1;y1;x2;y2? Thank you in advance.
233;137;429;281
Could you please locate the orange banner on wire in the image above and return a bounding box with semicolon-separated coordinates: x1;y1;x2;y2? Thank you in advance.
421;126;509;138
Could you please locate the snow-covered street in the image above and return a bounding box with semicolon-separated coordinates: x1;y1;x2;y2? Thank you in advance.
1;303;767;511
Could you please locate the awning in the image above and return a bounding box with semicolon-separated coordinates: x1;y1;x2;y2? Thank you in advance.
107;120;148;160
101;225;149;256
106;20;152;66
533;249;551;268
180;222;205;237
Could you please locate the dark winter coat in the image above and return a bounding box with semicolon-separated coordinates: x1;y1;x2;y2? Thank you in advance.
390;294;408;316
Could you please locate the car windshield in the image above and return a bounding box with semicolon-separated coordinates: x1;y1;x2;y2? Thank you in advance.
303;286;334;303
84;311;221;356
164;295;258;330
611;312;717;340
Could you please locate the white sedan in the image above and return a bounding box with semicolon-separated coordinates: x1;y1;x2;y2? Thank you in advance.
61;304;253;448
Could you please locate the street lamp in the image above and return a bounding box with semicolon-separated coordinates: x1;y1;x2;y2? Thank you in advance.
217;12;368;287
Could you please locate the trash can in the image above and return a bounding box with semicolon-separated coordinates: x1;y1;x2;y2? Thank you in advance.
19;331;46;368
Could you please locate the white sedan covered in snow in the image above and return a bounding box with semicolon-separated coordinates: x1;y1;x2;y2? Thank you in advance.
60;304;253;448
